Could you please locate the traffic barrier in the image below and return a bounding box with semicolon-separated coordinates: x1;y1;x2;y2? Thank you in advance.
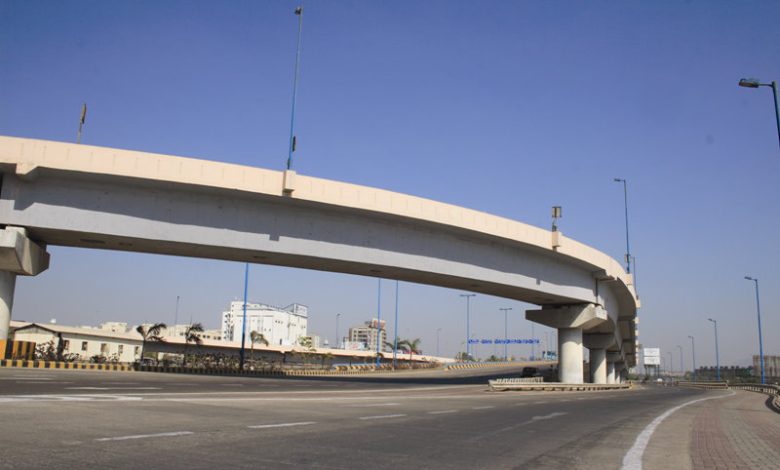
677;381;729;389
488;380;630;392
0;359;132;371
1;340;35;360
730;383;780;413
446;361;556;371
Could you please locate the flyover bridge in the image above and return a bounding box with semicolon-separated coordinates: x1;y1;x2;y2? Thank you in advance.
0;136;638;383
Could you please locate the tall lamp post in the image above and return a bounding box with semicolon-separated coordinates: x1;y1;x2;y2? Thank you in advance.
688;335;696;382
677;345;683;375
376;279;382;368
393;281;399;370
335;313;341;349
707;318;720;381
436;328;442;357
286;6;305;170
667;351;673;375
613;178;632;274
744;276;765;384
460;293;476;360
499;307;512;361
738;78;780;150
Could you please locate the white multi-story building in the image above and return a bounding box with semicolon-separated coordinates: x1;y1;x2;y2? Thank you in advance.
348;318;387;353
221;301;308;346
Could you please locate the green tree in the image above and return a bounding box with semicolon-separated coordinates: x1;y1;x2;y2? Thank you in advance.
135;322;167;362
398;338;422;362
250;330;269;361
182;322;204;366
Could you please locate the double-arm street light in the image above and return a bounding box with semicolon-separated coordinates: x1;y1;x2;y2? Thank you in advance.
744;276;765;384
707;318;720;381
460;294;476;359
613;178;632;274
688;335;696;381
738;78;780;150
499;307;513;361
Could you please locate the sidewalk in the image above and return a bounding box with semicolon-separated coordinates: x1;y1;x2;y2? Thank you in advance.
646;390;780;469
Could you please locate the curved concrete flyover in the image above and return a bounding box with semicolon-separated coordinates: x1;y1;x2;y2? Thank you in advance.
0;136;639;381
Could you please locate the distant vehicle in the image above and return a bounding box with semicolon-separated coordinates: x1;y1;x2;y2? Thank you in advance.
521;367;541;377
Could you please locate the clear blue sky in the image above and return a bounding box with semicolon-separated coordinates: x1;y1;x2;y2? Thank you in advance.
1;1;778;366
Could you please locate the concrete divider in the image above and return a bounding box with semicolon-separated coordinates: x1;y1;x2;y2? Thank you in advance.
0;359;133;371
677;381;729;389
730;383;780;413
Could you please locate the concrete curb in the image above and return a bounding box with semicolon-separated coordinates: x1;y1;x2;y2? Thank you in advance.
0;359;132;371
488;381;631;392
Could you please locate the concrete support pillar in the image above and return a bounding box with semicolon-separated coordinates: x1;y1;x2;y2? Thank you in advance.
0;228;50;340
0;270;17;340
590;348;607;384
526;304;608;385
558;327;583;383
607;362;616;384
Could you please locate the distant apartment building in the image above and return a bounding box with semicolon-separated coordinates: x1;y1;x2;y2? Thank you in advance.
753;355;780;380
348;318;387;352
221;301;308;346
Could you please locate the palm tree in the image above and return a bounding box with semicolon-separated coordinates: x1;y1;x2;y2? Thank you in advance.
399;338;422;363
250;330;269;361
182;322;204;366
135;322;167;363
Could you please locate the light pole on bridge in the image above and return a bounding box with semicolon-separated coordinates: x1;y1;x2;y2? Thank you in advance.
613;178;632;274
677;345;683;375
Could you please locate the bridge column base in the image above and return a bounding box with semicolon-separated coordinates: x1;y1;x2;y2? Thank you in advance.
589;348;607;384
0;227;50;340
526;304;608;384
607;361;616;384
558;327;583;383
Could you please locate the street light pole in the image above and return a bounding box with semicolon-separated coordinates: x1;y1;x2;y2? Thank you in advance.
667;351;673;375
460;294;476;360
286;6;305;170
677;344;683;375
376;279;382;368
613;178;632;274
708;318;720;381
745;276;765;384
688;335;696;381
239;263;249;370
739;78;780;150
436;328;442;357
393;280;399;370
499;307;512;361
335;313;341;349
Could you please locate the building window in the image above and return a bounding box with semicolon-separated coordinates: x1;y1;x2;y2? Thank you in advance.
63;340;70;350
134;346;140;356
81;341;88;351
118;345;124;355
100;343;108;354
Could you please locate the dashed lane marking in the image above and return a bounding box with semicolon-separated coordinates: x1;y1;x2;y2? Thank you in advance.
472;406;495;410
428;409;458;415
95;431;193;442
248;422;317;429
359;414;407;421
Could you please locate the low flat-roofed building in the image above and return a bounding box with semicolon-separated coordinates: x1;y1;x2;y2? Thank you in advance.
12;322;143;363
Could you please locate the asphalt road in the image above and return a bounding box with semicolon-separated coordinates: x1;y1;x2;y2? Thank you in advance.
0;367;722;469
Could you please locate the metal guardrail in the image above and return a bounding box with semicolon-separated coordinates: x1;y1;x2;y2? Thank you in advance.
676;381;729;389
730;383;780;413
489;380;630;392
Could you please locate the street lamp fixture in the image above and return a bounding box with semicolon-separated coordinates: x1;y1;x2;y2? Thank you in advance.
744;276;766;384
738;78;780;150
707;318;720;381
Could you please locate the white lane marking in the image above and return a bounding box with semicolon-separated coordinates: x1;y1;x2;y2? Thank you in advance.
621;391;735;470
69;387;161;391
248;421;316;429
531;412;567;421
95;431;193;442
533;401;549;404
472;406;495;410
345;403;400;408
220;384;245;387
0;394;143;403
359;414;407;420
428;409;458;415
1;377;54;381
16;381;73;384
